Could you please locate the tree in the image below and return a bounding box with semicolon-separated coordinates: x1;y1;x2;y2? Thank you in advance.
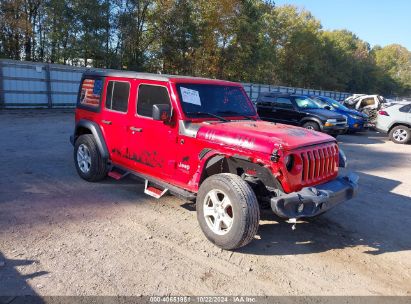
1;0;410;96
151;0;199;74
374;44;411;95
272;5;324;88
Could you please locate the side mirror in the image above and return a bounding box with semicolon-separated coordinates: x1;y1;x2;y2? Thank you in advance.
324;105;332;110
152;104;171;121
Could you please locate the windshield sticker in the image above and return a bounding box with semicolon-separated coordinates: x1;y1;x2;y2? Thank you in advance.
180;87;201;106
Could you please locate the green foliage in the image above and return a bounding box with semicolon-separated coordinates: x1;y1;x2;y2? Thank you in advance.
0;0;410;96
374;44;411;95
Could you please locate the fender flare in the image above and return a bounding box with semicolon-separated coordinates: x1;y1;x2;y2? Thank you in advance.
191;149;283;191
73;119;109;160
388;121;411;132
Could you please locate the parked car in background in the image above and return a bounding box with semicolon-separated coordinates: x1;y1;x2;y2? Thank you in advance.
256;93;348;136
376;103;411;144
310;95;368;133
344;94;390;126
344;94;386;111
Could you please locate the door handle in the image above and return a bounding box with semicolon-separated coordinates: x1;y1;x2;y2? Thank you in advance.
102;120;112;125
129;126;143;132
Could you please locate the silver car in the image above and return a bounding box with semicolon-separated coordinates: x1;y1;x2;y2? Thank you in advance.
376;103;411;144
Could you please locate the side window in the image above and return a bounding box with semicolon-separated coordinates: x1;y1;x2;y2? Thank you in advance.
258;96;275;106
275;97;294;109
105;81;130;113
137;85;171;117
79;78;103;107
399;104;411;113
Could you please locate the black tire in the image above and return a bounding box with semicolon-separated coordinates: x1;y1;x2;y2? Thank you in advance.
74;134;108;181
303;121;320;131
196;173;260;250
389;125;411;144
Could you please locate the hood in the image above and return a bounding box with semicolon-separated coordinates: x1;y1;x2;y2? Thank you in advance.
302;108;345;119
349;109;368;118
195;120;335;154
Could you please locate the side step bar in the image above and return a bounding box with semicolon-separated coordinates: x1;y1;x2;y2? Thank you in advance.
144;180;168;199
108;168;129;180
109;164;197;201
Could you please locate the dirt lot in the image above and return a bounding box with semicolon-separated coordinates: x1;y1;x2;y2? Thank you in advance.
0;110;410;296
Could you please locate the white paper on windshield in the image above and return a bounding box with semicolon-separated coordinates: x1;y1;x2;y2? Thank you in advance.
180;87;201;106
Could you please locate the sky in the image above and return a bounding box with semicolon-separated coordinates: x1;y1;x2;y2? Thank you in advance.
274;0;411;50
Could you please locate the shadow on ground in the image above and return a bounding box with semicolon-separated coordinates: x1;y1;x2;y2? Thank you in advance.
0;252;47;298
237;171;411;256
1;110;410;261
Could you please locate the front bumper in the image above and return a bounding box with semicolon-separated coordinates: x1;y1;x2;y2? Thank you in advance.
322;125;348;135
348;122;365;130
271;173;359;219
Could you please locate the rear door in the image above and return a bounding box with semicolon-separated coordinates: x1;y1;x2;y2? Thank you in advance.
399;104;411;122
274;97;301;125
256;95;278;121
100;78;132;166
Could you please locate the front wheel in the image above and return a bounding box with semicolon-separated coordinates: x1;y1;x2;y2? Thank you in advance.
389;125;410;144
303;121;320;131
196;173;260;250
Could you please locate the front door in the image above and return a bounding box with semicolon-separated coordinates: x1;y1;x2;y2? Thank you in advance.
126;81;177;179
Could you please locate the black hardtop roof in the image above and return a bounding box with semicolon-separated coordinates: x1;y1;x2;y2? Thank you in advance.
82;70;238;85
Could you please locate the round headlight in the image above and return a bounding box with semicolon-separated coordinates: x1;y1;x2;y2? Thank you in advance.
338;149;348;168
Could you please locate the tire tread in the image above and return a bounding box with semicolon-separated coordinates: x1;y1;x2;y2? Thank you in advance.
197;173;260;250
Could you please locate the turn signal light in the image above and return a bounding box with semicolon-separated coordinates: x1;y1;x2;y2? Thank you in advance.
378;110;389;116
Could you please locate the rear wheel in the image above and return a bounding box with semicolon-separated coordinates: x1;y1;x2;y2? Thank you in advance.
74;134;108;181
389;125;410;144
303;121;320;131
196;173;260;250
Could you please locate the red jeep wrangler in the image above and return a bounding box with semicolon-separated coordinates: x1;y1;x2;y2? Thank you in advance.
71;71;358;250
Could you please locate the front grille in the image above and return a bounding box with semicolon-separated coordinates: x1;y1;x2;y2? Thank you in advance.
336;117;347;125
300;143;338;186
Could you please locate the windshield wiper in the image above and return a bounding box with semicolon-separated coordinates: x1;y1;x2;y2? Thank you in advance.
185;111;229;122
216;111;257;121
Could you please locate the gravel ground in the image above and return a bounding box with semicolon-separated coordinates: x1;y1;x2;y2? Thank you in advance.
0;110;410;296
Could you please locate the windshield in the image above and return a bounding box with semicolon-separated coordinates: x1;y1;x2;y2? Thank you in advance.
294;96;321;109
314;96;350;111
176;84;256;118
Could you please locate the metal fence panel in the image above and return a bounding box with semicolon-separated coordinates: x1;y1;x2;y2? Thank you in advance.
0;59;353;108
241;83;352;102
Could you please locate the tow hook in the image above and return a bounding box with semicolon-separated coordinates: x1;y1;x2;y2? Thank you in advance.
288;218;297;230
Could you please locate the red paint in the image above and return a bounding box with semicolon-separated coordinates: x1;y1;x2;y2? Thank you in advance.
75;75;339;194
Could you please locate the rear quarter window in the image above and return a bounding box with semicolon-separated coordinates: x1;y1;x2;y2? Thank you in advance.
79;78;103;108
